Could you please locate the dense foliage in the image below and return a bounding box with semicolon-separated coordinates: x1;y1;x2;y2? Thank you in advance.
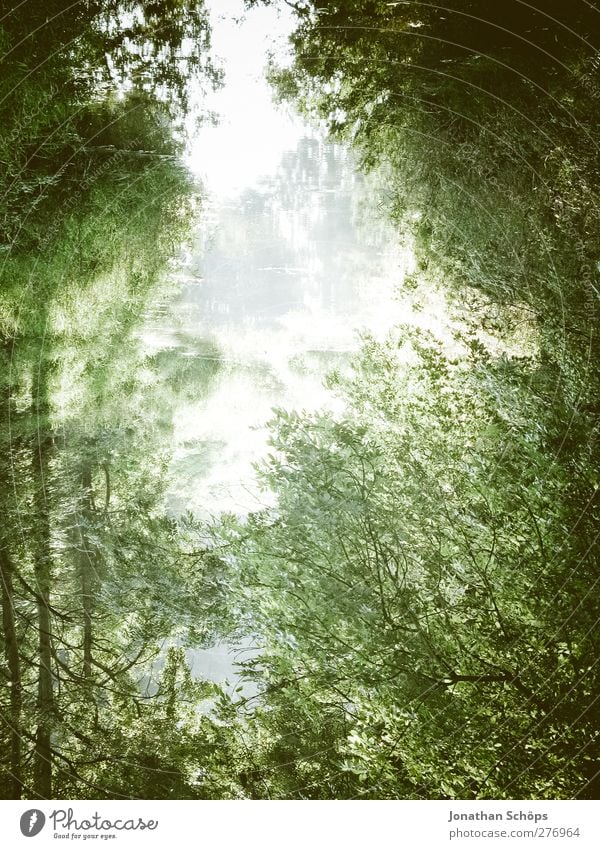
0;0;223;799
2;0;599;801
265;0;600;355
201;328;599;798
192;0;600;799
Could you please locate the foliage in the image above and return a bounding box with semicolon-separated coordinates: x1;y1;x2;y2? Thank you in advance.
264;0;600;361
0;0;220;112
0;0;223;799
2;0;600;802
210;8;600;796
208;328;600;798
0;0;219;250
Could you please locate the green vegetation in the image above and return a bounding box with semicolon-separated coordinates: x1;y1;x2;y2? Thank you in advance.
0;0;224;799
201;328;599;798
1;0;599;801
194;0;599;799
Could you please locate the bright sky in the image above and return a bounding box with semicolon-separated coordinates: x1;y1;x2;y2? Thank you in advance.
186;0;304;196
162;0;432;518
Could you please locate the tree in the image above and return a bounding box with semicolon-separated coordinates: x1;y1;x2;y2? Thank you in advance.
209;327;600;798
0;0;220;113
0;75;220;795
263;0;600;361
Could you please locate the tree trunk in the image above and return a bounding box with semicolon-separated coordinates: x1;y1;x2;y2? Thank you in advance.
79;463;95;682
0;348;24;797
31;359;54;799
0;542;23;798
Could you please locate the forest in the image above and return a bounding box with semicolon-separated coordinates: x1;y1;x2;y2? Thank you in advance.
1;0;599;800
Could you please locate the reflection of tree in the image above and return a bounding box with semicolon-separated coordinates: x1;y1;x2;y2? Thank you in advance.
265;0;600;356
0;0;219;116
0;6;224;798
194;135;393;327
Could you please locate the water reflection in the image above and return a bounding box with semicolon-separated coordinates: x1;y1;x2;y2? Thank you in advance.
164;135;410;516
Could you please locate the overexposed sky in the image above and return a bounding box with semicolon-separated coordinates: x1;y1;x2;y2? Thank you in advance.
164;1;425;517
186;0;304;195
